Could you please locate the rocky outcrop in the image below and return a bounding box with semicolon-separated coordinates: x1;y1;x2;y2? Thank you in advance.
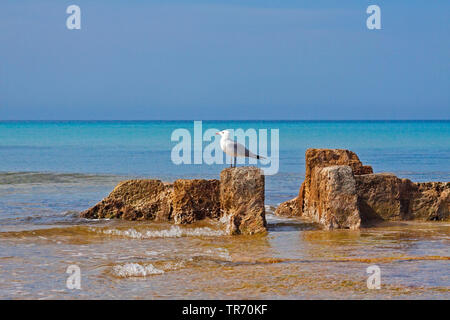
276;148;449;229
303;148;373;183
410;182;450;220
220;167;267;235
80;179;173;221
81;167;268;235
304;165;361;230
355;174;412;222
275;197;299;217
298;149;373;219
172;179;220;224
356;176;450;222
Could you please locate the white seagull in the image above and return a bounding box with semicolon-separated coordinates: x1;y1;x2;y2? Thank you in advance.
216;130;264;167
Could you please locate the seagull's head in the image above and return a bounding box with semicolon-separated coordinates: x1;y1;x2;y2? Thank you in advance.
216;130;231;139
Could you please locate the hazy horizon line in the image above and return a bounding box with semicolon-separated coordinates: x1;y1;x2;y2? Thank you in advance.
1;119;449;122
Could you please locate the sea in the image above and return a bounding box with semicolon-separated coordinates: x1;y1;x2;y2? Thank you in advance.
0;120;449;299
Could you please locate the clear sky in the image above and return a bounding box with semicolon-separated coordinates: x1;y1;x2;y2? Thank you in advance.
0;0;449;120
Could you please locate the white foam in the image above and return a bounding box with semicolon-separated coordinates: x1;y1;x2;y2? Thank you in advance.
161;261;185;271
265;213;293;223
112;263;164;277
203;248;232;261
97;225;225;239
265;204;276;213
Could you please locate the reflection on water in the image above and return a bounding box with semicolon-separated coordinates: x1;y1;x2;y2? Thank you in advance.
0;212;448;299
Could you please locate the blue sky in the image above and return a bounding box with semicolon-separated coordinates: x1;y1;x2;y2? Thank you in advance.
0;0;449;120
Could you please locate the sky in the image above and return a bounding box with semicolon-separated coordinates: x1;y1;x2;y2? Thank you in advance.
0;0;449;120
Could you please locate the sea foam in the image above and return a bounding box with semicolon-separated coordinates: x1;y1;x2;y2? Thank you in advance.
112;263;164;277
97;225;225;239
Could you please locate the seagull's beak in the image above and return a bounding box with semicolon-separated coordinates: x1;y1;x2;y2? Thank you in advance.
215;132;220;135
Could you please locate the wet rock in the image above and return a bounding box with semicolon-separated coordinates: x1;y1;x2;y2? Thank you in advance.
299;149;373;217
172;179;220;224
277;148;373;220
303;165;361;230
355;173;413;222
276;148;449;227
410;182;450;221
80;179;173;220
220;167;267;235
356;177;450;222
274;197;299;217
303;148;373;179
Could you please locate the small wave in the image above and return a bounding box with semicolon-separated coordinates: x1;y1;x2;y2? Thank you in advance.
96;225;226;239
265;205;276;214
265;213;319;232
111;263;164;277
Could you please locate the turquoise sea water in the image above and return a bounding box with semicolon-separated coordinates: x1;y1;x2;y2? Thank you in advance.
0;121;449;299
1;121;449;177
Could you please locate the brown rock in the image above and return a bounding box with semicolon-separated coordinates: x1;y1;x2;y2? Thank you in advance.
276;148;449;227
274;197;299;217
80;179;173;221
303;165;361;230
355;173;413;222
303;148;373;181
437;189;450;220
356;177;450;222
294;149;373;218
282;148;373;221
220;167;267;235
172;179;220;224
410;182;450;221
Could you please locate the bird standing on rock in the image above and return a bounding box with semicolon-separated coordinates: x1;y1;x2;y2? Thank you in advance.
216;130;265;168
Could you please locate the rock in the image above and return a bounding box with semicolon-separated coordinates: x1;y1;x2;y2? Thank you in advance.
437;189;450;220
298;148;373;218
410;182;450;221
303;165;361;230
81;169;269;236
172;179;220;224
355;173;413;222
282;148;373;221
356;177;450;222
303;148;373;179
274;197;299;217
80;179;172;220
220;167;267;235
276;147;449;227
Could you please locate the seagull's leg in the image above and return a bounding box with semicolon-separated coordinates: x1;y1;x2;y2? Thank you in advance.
233;157;236;168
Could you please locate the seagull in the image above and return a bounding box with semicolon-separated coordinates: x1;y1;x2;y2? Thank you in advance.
216;130;265;167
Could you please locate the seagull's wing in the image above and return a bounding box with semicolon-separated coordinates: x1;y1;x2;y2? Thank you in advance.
224;140;259;158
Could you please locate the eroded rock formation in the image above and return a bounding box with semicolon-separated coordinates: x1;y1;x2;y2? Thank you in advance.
80;179;173;221
305;165;361;230
81;167;267;235
276;148;449;229
172;179;220;224
274;197;299;217
410;182;449;220
220;167;266;235
355;173;413;222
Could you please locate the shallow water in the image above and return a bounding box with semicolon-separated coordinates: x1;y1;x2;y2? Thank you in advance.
0;121;449;299
0;211;448;299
